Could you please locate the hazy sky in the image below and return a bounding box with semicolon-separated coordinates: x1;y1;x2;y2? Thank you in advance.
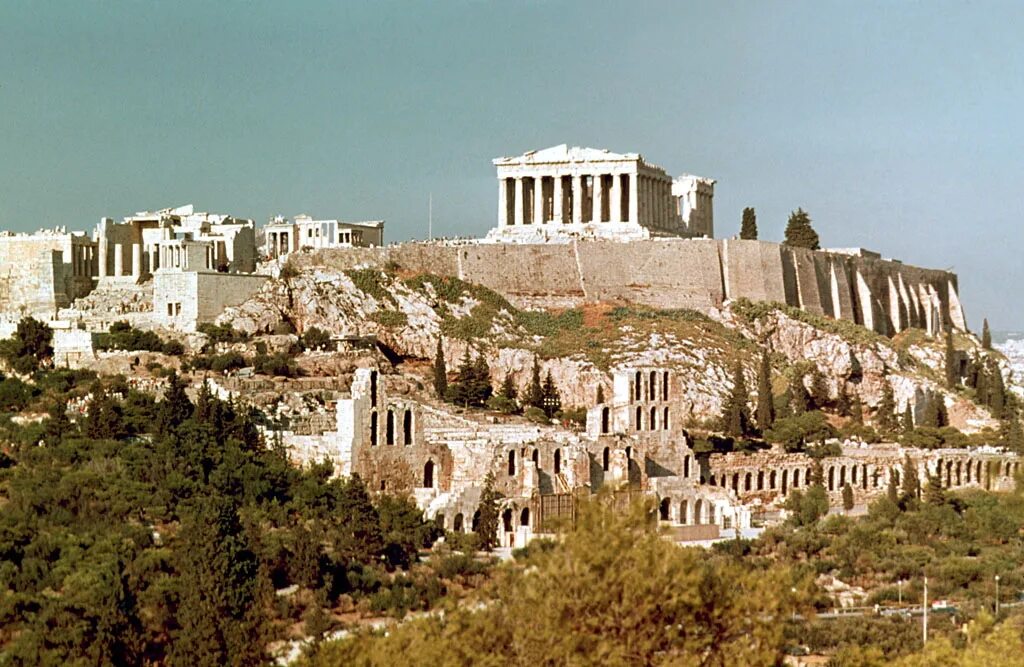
2;1;1023;328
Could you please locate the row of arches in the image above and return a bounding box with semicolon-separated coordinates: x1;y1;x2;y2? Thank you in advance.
368;408;414;447
658;497;727;527
634;405;670;432
633;370;670;402
440;505;531;534
508;447;562;476
935;458;1018;489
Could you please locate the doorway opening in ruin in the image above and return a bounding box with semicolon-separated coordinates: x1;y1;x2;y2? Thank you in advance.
684;455;690;478
662;371;669;400
769;470;776;490
659;498;670;521
649;371;657;400
471;510;481;532
520;508;530;527
453;513;464;533
370;371;378;407
554;449;562;475
757;471;765;490
744;472;752;491
601;407;610;434
679;500;688;525
635;406;642;430
602;447;610;472
634;371;642;400
663;407;669;430
625;446;632;461
508;450;516;476
649;406;657;430
532;448;540;468
781;469;788;495
370;411;378;447
423;460;434;488
403;410;413;445
386;410;395;445
694;499;704;525
502;509;513;533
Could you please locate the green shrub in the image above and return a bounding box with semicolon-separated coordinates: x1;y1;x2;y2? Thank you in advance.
524;406;549;424
371;311;408;328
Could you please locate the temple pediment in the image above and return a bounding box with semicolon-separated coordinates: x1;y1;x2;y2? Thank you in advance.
493;144;640;165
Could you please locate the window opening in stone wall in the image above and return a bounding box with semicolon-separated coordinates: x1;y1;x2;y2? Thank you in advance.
663;406;669;430
601;407;610;434
663;371;669;400
508;450;516;476
520;508;530;527
602;446;610;471
649;406;657;430
635;406;642;430
386;410;395;445
679;500;688;524
532;448;540;468
684;455;690;478
554;449;561;475
370;371;378;407
502;509;513;532
370;411;378;447
453;513;464;532
423;460;434;488
659;498;670;521
649;371;657;400
403;410;413;445
634;371;642;400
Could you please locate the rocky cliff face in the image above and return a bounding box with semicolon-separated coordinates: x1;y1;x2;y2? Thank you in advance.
217;267;1001;433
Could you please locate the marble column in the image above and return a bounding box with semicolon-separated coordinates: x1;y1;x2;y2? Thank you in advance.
593;174;604;223
514;177;524;226
498;178;508;227
553;174;564;223
113;243;124;277
572;175;583;224
610;173;622;223
131;244;142;279
534;176;545;224
628;173;639;224
98;238;108;278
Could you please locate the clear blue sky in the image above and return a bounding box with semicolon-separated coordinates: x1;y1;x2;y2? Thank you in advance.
2;1;1023;329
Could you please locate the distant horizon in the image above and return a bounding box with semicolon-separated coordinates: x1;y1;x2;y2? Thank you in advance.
3;1;1022;328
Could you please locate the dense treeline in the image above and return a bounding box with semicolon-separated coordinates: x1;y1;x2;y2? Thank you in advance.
0;371;451;665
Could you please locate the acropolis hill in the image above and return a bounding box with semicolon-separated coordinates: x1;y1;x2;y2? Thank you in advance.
0;144;1009;550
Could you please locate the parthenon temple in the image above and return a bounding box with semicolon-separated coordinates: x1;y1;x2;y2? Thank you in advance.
487;144;715;242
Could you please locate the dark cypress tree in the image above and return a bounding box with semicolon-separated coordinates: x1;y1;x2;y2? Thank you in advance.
756;351;775;431
988;359;1007;417
158;371;193;431
447;349;475;406
877;382;897;435
500;373;517;402
809;367;829;409
783;208;820;250
722;362;751;437
900;454;920;504
982;318;992;350
475;472;500;551
332;474;383;563
432;338;447;399
944;330;958;388
790;375;811;416
739;207;758;240
920;393;940;428
887;474;899;504
524;358;544;410
902;405;915;433
470;354;493;407
924;473;946;505
836;384;852;418
1001;415;1024;453
841;483;855;512
540;371;562;418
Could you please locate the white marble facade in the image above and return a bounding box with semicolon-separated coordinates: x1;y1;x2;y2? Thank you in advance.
487;145;714;242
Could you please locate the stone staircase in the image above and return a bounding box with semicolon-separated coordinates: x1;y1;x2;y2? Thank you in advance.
59;279;155;331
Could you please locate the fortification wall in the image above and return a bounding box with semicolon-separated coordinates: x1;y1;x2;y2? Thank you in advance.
303;237;966;336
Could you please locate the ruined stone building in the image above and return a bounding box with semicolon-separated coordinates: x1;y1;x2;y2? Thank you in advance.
0;228;98;318
487;145;715;243
263;215;385;259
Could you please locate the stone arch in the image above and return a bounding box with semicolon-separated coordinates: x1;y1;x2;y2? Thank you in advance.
965;461;972;484
744;472;752;491
732;473;740;493
370;370;378;406
520;508;530;527
851;465;858;485
471;510;481;532
663;371;670;400
684;455;691;478
625;446;632;461
502;508;513;533
769;470;777;490
956;461;962;486
792;468;801;489
386;409;395;445
601;407;610;434
649;370;657;400
947;461;954;487
370;411;378;447
976;460;983;484
663;406;670;430
828;466;835;491
423;460;435;488
862;464;868;489
694;499;704;524
757;470;764;490
634;371;642;400
403;409;413;445
532;448;540;468
635;406;643;430
602;446;610;471
554;448;562;475
453;513;464;533
679;500;689;525
650;406;657;430
839;465;846;487
435;513;446;531
781;469;789;495
508;450;516;476
659;497;671;521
